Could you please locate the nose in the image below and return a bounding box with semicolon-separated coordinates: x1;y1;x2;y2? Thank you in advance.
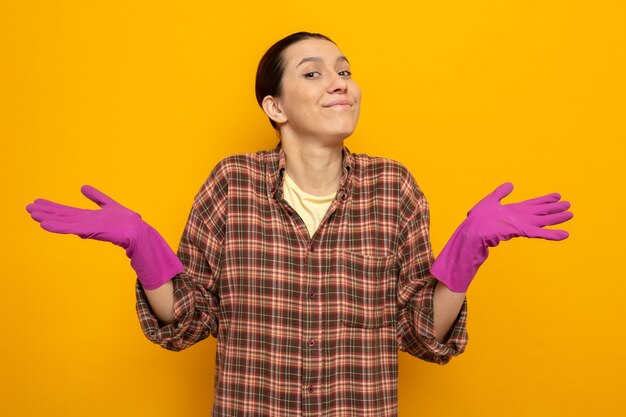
327;72;348;94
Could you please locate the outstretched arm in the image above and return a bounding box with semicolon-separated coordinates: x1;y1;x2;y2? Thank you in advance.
430;182;573;340
26;165;227;352
431;182;573;293
26;186;183;324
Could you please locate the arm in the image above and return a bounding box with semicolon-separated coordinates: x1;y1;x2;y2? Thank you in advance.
420;183;573;345
433;281;466;343
24;186;209;349
430;182;573;293
144;281;175;324
135;190;225;351
26;161;229;351
395;172;468;364
135;161;229;350
25;185;184;292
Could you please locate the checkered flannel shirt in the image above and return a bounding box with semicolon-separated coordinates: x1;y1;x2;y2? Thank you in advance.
136;145;468;416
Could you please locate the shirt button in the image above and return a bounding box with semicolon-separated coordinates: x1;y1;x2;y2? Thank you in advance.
308;339;316;347
308;292;315;299
307;385;314;393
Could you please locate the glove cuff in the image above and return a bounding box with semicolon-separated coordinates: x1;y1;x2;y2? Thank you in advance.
128;223;185;290
430;218;489;293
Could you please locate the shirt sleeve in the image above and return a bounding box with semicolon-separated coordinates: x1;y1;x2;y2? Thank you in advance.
395;171;468;365
135;160;228;352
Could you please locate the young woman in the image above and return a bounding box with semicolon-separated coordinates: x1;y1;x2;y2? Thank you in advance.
26;32;572;416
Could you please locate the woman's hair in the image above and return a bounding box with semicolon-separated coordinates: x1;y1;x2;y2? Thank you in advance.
255;31;335;130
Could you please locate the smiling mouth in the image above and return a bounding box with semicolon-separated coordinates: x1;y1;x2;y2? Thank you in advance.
323;101;353;109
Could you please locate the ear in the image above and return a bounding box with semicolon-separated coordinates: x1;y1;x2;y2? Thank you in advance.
261;95;288;125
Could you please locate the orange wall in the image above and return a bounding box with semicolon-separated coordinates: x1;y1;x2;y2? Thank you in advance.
2;1;624;416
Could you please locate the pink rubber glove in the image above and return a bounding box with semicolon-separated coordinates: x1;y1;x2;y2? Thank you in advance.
26;185;184;290
430;182;573;293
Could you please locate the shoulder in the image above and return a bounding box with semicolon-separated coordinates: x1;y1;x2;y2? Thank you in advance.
351;152;425;197
192;149;275;221
203;149;274;184
351;152;429;224
210;151;268;175
196;149;277;200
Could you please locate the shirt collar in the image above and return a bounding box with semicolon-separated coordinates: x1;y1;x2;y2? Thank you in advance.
266;143;354;200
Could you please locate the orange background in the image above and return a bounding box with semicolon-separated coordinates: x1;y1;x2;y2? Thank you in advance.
2;1;624;416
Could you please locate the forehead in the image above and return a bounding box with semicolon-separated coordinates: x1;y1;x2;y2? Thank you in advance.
281;38;347;69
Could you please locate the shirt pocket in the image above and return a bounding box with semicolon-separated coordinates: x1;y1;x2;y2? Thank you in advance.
340;250;398;329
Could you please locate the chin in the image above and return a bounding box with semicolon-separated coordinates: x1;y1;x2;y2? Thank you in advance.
336;126;358;141
325;121;358;139
324;129;355;144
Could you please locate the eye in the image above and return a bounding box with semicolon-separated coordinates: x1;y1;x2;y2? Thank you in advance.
303;71;321;79
338;70;352;78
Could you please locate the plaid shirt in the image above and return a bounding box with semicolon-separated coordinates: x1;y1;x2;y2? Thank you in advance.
136;145;468;416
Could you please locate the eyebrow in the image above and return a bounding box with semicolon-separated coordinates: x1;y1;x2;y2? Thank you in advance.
295;55;350;68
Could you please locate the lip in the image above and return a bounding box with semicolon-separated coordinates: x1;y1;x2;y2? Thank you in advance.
323;99;353;108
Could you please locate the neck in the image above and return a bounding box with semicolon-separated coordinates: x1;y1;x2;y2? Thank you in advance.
280;137;344;196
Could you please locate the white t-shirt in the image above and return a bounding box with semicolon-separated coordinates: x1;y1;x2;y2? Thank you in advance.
282;172;336;237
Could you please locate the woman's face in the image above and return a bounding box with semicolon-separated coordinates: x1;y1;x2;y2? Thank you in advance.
271;38;362;144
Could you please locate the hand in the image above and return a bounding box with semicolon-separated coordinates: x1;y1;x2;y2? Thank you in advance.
26;186;184;290
430;182;573;293
27;185;144;253
465;182;572;247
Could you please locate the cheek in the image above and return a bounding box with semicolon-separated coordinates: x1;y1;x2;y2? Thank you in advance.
352;84;362;103
283;92;319;119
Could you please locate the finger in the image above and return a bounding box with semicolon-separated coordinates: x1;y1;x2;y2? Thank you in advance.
28;210;44;223
516;193;562;206
467;182;514;216
526;227;570;241
520;200;571;215
26;202;41;214
81;185;117;207
29;210;51;223
533;211;574;227
31;211;86;224
27;200;88;216
26;200;70;214
32;198;83;210
489;182;514;202
539;200;571;215
39;220;86;235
